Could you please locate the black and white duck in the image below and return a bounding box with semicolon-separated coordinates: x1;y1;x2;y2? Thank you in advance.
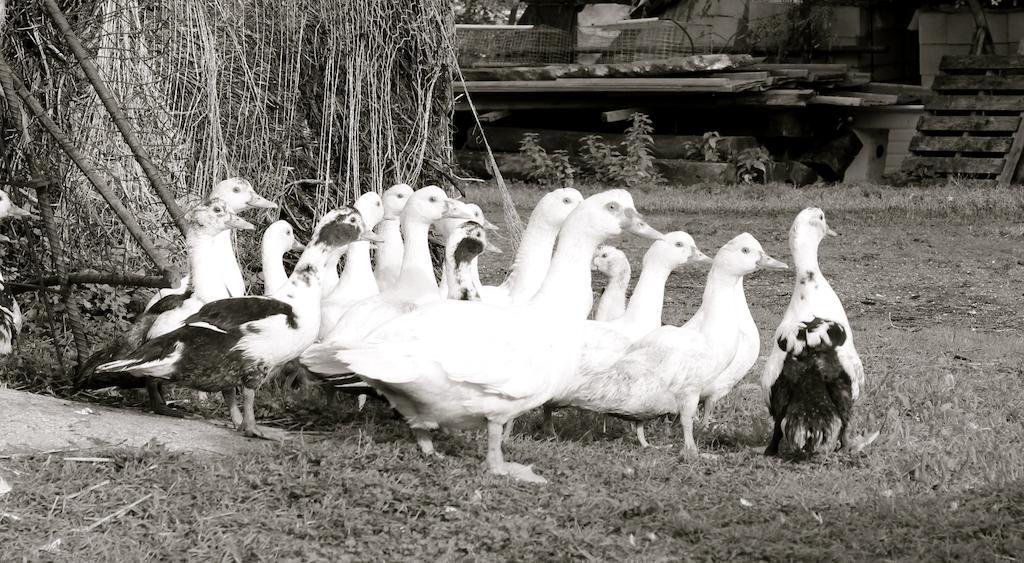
94;206;374;437
0;190;33;357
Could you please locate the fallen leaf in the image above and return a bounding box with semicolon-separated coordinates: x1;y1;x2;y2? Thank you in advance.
74;408;96;416
0;476;10;497
739;498;753;507
39;539;62;554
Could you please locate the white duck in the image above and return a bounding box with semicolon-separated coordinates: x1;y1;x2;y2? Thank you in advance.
95;206;374;438
543;232;712;445
0;190;32;356
319;192;386;338
591;245;631;321
373;183;415;291
478;188;584;306
145;177;277;310
557;233;787;455
443;221;501;301
303;190;662;483
761;208;864;441
261;220;305;295
314;186;471;349
435;200;499;299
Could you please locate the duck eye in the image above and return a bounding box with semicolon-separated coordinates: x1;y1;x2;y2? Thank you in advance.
605;202;619;212
232;187;240;193
601;253;608;259
397;194;405;199
675;241;684;248
429;196;438;203
562;198;571;204
213;206;222;213
741;247;750;254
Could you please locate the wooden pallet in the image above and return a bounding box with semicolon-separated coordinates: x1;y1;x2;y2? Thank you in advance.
904;55;1024;185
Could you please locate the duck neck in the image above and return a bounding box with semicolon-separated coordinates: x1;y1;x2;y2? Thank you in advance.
619;261;671;331
791;234;822;278
397;218;438;294
261;244;288;296
692;266;748;336
338;241;376;288
187;231;229;302
272;246;329;310
595;266;630;318
375;219;403;271
530;231;603;319
505;222;558;301
445;256;481;301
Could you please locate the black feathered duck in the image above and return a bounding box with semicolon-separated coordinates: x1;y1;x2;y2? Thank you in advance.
0;189;33;357
95;206;377;438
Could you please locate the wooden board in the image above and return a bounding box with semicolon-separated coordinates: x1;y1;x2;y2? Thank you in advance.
458;78;766;93
858;82;933;104
917;115;1021;132
926;95;1024;112
808;95;864;107
939;55;1024;71
908;136;1013;153
931;75;1024;92
902;156;1005;175
459;54;756;81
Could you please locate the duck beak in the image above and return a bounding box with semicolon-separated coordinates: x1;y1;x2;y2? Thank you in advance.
6;203;33;218
359;231;385;243
482;219;500;231
622;208;663;240
442;200;475;220
757;252;788;270
291;240;306;252
484;241;503;254
826;226;839;237
227;216;256;230
381;214;400;221
248;193;278;209
692;249;713;265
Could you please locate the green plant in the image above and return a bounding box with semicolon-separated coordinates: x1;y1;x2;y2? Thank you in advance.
519;133;576;186
620;112;663;186
733;147;773;184
701;131;722;162
578;135;624;184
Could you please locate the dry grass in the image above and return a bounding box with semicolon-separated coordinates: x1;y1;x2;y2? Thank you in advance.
3;181;1024;559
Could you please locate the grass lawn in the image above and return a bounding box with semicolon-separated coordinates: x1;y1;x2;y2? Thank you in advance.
2;181;1024;560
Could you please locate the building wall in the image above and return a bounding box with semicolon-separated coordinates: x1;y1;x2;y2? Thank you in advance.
917;9;1024;87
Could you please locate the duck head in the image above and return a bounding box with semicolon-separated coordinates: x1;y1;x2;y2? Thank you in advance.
447;220;501;265
209;177;277;212
435;199;475;240
381;183;414;221
713;232;788;276
591;245;630;277
564;189;662;243
645;231;712;270
402;185;472;227
531;187;584;231
353;191;386;232
465;203;498;231
790;207;837;248
187;198;256;237
0;190;32;221
262;220;305;257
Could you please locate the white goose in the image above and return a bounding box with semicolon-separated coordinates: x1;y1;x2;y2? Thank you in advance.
478;188;584;306
303;190;662;483
319;192;386;338
0;190;32;356
373;183;415;291
761;208;864;450
261;220;305;296
591;245;631;321
96;206;373;438
544;232;711;445
557;233;787;454
145;177;277;310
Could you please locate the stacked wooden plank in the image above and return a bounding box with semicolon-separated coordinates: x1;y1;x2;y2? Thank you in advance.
456;56;914;109
903;55;1024;185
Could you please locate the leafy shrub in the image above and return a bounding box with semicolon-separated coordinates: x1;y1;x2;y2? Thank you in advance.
733;147;773;184
519;133;576;186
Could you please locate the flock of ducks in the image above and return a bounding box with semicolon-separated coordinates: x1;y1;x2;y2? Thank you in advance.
0;180;870;484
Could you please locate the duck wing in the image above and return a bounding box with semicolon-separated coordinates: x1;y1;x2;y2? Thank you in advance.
184;296;297;331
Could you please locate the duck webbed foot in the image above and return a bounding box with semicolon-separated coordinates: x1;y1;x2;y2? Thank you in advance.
486;420;547;484
238;386;282;441
146;379;184;418
414;428;444;458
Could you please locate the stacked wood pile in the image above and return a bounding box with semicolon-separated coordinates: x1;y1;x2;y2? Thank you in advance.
455;54;931;185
